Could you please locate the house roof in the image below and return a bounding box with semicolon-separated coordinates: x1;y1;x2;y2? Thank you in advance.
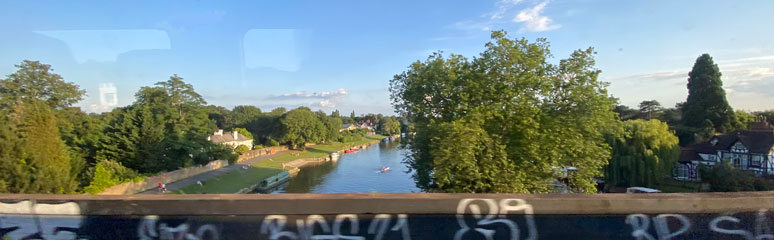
678;148;701;163
679;129;774;162
712;130;774;153
210;132;251;143
342;123;354;129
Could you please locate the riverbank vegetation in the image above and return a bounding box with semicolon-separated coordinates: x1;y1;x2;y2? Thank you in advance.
0;60;397;194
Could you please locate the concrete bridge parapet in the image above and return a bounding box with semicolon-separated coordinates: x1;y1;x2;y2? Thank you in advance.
1;192;773;239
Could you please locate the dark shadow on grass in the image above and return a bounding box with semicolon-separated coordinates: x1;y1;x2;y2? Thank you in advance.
306;147;333;155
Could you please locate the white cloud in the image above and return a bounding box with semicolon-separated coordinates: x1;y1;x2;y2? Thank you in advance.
315;99;336;108
271;88;348;100
608;70;686;84
513;1;561;32
488;0;526;20
446;20;493;31
720;55;774;64
269;88;349;109
442;0;560;38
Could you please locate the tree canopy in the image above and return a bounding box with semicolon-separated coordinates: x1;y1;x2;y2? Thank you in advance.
378;117;401;135
638;100;662;120
605;119;680;188
0;101;78;193
0;60;85;109
681;54;736;143
390;31;619;193
97;75;226;173
279;107;326;149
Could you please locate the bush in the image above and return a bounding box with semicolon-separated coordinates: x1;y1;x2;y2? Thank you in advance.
234;145;250;154
207;144;238;164
84;160;141;194
268;138;279;146
699;162;758;192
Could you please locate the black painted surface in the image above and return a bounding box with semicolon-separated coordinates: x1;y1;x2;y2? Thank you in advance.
1;212;771;239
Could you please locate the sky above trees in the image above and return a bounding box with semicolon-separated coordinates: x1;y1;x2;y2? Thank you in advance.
1;0;773;114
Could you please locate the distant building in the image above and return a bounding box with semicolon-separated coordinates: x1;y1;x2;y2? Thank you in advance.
359;123;373;131
675;117;774;181
340;123;357;132
208;129;253;150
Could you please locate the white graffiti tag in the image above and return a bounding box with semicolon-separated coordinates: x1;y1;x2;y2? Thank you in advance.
0;201;82;240
138;215;219;240
454;198;537;240
259;214;410;240
625;214;691;240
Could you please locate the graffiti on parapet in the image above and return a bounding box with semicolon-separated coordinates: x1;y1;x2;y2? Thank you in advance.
455;198;537;240
138;215;220;240
256;198;534;240
260;213;410;240
0;200;82;240
0;198;536;240
626;209;774;240
12;197;774;239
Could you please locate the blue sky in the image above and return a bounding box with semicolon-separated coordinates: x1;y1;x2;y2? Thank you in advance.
1;1;773;115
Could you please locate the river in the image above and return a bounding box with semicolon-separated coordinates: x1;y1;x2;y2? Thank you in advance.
271;139;422;193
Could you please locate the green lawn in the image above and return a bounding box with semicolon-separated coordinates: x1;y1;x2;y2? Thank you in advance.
175;135;386;194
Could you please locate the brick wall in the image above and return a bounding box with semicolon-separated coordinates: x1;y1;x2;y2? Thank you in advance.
99;160;229;195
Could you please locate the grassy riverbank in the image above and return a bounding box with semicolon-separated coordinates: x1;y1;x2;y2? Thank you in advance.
175;134;387;194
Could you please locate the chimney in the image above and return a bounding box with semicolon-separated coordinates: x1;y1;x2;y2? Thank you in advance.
233;130;238;140
749;115;772;131
215;129;223;136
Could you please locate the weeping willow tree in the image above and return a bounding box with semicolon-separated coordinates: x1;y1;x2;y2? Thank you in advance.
605;119;680;188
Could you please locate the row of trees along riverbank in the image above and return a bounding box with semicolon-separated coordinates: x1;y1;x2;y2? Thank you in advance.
0;60;401;194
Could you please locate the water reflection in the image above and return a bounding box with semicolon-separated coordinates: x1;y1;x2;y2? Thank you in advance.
273;139;421;193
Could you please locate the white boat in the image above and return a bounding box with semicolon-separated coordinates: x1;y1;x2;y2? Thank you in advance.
380;166;390;172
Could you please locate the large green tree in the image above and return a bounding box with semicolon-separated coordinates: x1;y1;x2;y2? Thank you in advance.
57;107;105;187
638;100;662;120
0;60;89;193
225;105;262;129
605;119;680;188
0;101;78;193
316;111;342;144
0;60;85;109
390;31;619;193
279;107;326;149
378;117;401;135
154;74;205;121
681;54;736;143
98;75;226;173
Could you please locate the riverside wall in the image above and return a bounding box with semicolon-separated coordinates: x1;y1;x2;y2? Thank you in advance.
99;160;229;195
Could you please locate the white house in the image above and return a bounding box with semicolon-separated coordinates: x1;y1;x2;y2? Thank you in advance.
208;129;253;150
340;123;357;132
675;117;774;181
359;122;374;131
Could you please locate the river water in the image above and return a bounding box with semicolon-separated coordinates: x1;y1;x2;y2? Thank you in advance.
272;139;422;193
